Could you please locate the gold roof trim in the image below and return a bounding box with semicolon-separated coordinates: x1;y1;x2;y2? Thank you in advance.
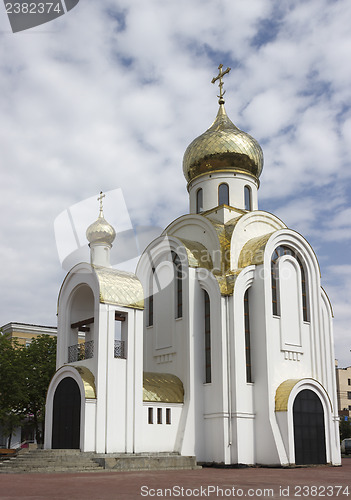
93;266;144;310
215;272;239;296
143;372;184;403
177;238;213;271
208;217;237;274
275;378;332;412
72;366;96;399
275;379;301;411
238;233;274;269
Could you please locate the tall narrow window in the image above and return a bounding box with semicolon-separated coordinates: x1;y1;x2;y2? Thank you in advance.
172;252;182;319
271;246;309;322
147;268;155;327
157;408;163;424
204;290;211;383
196;188;203;213
218;183;229;206
148;407;153;424
244;186;252;211
244;289;252;383
166;408;171;425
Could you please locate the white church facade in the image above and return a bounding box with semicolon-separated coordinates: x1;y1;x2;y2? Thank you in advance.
44;66;341;466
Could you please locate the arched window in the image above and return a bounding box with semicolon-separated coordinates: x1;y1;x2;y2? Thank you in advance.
218;183;229;206
204;290;211;383
196;188;203;214
244;185;252;211
172;251;182;319
271;246;309;322
244;288;252;383
147;267;155;327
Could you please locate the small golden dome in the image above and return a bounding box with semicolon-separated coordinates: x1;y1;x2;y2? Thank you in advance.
86;212;116;246
183;104;264;184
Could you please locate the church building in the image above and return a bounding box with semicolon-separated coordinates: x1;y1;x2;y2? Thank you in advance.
44;66;341;466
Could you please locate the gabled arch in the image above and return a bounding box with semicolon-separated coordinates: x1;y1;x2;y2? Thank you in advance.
275;378;333;464
231;211;286;271
44;365;96;450
164;214;222;272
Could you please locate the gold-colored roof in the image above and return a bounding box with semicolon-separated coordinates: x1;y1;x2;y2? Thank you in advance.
275;378;332;412
183;104;264;184
275;379;301;411
94;266;144;309
177;237;213;270
72;366;96;399
143;372;184;403
238;233;274;268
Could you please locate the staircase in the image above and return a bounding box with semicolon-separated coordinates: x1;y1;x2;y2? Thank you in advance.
0;449;199;473
0;449;104;474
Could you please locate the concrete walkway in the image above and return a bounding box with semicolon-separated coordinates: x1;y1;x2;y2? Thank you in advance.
0;459;349;499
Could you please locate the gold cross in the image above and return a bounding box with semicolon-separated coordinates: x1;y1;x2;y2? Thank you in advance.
97;191;105;215
211;64;231;104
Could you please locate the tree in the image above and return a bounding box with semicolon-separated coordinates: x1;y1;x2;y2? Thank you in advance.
0;334;25;447
0;333;57;447
20;335;57;444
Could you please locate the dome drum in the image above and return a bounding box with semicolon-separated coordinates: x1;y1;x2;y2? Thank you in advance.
186;151;261;185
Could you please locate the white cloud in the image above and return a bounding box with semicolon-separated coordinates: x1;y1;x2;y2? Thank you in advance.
0;0;350;367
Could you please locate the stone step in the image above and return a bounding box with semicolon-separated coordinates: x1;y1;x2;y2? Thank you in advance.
0;449;199;474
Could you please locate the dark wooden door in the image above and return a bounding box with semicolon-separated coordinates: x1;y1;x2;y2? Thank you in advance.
52;377;81;449
293;389;326;465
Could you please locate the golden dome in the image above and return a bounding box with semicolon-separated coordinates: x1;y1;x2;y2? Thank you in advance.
86;212;116;247
183;104;264;184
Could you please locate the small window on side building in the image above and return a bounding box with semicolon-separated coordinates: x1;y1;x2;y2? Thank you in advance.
148;407;153;424
157;408;162;424
166;408;171;425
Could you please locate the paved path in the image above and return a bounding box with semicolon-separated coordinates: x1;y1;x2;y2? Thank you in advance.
0;459;350;499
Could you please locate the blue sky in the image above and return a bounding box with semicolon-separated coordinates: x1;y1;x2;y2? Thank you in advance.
0;0;350;366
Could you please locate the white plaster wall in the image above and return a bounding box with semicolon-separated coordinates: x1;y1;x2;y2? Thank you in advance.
140;404;182;452
83;399;96;452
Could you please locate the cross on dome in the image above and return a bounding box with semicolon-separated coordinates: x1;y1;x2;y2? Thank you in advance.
211;64;231;104
97;191;105;217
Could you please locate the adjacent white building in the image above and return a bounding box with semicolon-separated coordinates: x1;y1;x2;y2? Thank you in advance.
45;69;341;466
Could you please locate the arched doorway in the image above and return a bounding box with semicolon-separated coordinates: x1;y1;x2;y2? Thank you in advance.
293;389;326;465
52;377;81;449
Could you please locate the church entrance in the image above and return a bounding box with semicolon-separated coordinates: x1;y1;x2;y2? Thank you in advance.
293;389;326;465
52;377;81;449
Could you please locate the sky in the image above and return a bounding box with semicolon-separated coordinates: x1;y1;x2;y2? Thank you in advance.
0;0;350;367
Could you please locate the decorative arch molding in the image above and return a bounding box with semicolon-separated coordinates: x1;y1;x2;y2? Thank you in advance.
275;378;333;464
231;211;286;270
233;265;255;296
196;266;221;300
264;229;321;282
136;235;190;292
58;262;100;313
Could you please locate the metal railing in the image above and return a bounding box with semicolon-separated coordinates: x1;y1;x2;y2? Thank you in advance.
68;340;94;363
114;340;126;359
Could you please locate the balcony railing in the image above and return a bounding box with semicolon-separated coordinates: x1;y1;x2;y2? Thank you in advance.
68;340;94;363
114;340;126;359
